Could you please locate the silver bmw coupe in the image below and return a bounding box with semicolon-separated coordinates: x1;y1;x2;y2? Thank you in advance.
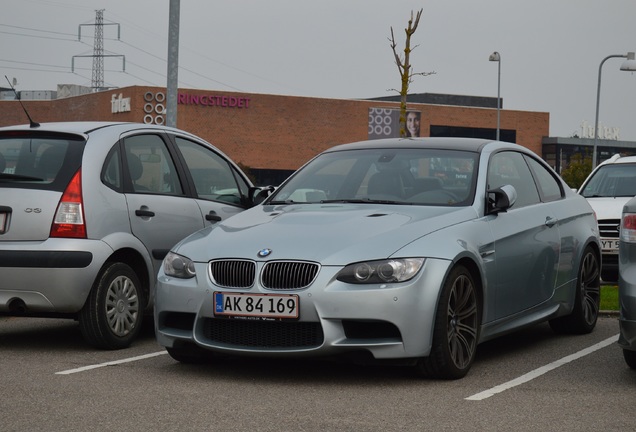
155;137;601;379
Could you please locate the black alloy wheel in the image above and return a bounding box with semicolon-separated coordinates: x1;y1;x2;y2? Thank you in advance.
416;265;479;380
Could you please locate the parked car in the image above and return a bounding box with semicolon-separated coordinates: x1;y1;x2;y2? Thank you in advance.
155;137;601;379
619;197;636;369
0;122;266;349
579;154;636;282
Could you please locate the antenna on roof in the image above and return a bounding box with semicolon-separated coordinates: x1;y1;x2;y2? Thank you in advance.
4;75;40;128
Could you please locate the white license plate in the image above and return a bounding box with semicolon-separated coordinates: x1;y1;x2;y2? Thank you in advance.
601;238;619;253
214;292;299;320
0;212;6;234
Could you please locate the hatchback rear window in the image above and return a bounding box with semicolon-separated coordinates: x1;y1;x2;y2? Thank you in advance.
0;132;84;191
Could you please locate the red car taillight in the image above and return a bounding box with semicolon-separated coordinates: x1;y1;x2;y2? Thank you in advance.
621;213;636;244
50;169;86;238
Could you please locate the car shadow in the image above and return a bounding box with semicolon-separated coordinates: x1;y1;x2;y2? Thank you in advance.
0;315;157;352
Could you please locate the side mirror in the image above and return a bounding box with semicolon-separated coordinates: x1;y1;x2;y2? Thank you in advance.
248;185;275;206
487;184;517;214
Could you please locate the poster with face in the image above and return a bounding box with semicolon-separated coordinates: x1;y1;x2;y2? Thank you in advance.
368;108;421;139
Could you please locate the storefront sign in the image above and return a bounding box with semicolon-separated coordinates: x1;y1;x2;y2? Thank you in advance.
580;120;620;140
111;93;131;114
178;93;250;108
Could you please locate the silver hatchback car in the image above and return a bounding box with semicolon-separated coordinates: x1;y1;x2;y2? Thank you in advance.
0;122;263;349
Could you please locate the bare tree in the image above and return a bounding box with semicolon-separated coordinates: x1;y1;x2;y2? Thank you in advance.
389;9;435;137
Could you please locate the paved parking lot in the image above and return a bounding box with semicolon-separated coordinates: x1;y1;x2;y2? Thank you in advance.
0;315;633;431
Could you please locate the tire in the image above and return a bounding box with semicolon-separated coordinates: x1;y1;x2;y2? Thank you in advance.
624;349;636;370
549;246;600;334
601;270;618;284
416;265;479;380
79;262;144;349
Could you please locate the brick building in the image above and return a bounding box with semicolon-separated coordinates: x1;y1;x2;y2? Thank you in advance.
0;86;549;183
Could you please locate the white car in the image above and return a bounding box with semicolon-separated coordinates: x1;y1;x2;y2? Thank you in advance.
579;154;636;282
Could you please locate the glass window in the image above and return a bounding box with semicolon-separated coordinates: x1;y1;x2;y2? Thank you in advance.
0;133;83;191
487;151;540;209
580;163;636;198
175;137;249;205
102;146;122;191
525;156;563;202
270;148;478;206
123;134;183;195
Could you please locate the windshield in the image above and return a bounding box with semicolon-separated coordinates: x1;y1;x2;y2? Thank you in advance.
580;163;636;198
269;148;479;206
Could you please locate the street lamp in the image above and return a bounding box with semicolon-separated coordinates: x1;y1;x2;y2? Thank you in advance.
489;51;501;141
592;52;636;167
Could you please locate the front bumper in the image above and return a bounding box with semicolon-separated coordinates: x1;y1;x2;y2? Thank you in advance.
155;257;452;360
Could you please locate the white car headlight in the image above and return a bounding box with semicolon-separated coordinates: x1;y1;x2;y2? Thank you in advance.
336;258;425;284
163;251;196;279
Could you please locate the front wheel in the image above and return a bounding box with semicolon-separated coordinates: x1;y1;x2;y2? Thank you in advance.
79;262;145;349
415;265;479;379
549;246;600;334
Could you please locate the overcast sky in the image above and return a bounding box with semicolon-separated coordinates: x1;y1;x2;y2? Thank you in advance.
2;0;636;141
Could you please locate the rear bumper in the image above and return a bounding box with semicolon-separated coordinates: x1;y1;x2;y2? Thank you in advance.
0;238;113;314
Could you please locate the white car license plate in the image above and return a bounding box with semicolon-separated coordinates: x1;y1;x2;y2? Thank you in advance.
601;238;619;253
214;292;299;320
0;212;6;234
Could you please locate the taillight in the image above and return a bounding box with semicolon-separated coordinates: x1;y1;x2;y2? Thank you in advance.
50;169;86;238
621;213;636;244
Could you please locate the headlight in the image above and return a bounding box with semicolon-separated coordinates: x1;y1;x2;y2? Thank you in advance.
336;258;425;284
163;251;196;279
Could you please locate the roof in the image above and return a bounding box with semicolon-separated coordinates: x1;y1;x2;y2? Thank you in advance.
324;137;496;153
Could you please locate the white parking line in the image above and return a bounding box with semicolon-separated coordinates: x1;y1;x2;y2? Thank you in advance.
465;334;619;401
55;350;168;375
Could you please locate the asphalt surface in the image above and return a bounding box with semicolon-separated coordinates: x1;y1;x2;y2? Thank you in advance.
0;314;633;431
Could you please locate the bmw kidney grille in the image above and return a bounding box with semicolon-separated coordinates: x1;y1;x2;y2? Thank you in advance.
209;260;319;290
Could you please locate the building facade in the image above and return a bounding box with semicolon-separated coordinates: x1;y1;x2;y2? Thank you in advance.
0;86;550;183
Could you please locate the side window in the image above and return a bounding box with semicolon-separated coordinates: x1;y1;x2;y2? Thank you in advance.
102;146;122;191
488;151;540;209
123;134;183;195
525;156;563;202
174;137;248;205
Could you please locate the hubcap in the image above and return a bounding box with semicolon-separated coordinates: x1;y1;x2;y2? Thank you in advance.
447;274;478;369
106;275;140;337
580;252;600;325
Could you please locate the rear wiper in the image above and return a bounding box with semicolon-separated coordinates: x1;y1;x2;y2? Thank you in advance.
0;173;44;181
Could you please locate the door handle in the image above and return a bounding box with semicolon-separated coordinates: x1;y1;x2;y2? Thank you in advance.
545;216;557;228
135;209;155;217
206;211;222;223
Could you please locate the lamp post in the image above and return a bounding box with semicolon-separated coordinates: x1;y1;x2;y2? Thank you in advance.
592;52;636;167
489;51;501;141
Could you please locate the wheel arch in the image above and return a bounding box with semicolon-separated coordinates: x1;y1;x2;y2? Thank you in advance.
453;256;484;324
101;247;151;309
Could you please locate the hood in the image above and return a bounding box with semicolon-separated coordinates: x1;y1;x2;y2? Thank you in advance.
584;196;631;221
176;203;478;265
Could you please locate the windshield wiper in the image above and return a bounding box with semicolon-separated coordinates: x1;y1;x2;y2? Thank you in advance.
320;198;403;205
0;173;44;181
268;200;296;205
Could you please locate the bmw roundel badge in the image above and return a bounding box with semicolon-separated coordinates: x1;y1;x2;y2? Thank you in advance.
257;248;272;258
